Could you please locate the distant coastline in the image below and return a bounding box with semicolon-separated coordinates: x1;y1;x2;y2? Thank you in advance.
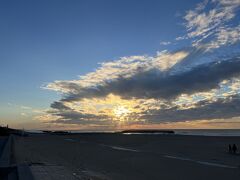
2;127;240;137
121;129;175;134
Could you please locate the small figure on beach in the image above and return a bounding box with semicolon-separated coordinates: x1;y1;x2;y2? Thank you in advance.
232;144;237;154
228;144;232;153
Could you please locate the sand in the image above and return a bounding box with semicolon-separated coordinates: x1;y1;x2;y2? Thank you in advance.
13;133;240;180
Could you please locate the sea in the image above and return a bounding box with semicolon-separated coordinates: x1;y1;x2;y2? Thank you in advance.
28;129;240;136
174;129;240;136
121;129;240;136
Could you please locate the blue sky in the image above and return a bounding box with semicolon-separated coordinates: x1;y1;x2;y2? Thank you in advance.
1;0;240;130
0;0;192;104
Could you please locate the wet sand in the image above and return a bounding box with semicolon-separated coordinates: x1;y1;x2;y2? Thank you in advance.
14;133;240;180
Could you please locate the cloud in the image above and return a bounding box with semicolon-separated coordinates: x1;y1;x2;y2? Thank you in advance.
50;111;110;125
41;93;240;125
46;56;240;102
183;0;240;49
141;95;240;123
20;106;32;110
21;112;28;116
50;101;72;111
45;50;189;94
176;36;187;41
160;41;171;45
205;25;240;50
40;54;240;127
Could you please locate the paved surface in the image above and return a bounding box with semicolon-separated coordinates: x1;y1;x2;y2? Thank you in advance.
30;164;82;180
14;134;240;180
0;136;16;180
0;136;34;180
0;137;7;157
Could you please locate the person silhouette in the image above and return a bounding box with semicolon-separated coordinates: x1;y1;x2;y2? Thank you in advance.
232;144;237;154
228;144;232;153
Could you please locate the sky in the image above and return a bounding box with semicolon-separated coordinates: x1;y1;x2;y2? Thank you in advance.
0;0;240;130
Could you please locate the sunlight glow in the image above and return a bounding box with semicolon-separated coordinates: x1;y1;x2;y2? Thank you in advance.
113;106;131;118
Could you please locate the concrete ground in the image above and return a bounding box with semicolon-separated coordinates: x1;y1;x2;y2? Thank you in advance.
14;134;240;180
0;136;33;180
0;137;7;156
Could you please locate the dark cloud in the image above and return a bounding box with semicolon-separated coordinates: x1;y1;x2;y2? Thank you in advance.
54;110;108;120
141;95;240;123
51;119;110;125
51;101;72;111
61;56;240;102
47;108;111;125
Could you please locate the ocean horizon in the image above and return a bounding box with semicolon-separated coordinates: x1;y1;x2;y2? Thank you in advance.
26;129;240;137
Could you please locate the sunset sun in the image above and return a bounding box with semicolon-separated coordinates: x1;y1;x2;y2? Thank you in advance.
113;106;131;118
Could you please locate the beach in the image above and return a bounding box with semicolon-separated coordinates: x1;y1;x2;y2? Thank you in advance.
13;133;240;180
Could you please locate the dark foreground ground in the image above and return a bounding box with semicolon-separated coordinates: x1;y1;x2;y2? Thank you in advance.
0;137;7;156
14;133;240;180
